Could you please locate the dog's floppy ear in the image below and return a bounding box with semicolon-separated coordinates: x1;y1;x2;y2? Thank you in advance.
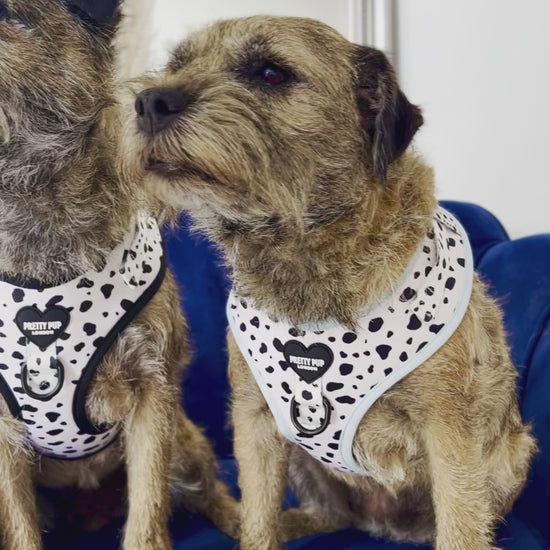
355;46;423;183
65;0;121;32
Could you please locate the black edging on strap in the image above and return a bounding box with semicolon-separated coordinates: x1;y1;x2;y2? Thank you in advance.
72;249;168;436
0;374;22;419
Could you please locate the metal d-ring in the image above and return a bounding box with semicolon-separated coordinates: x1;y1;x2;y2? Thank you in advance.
290;395;331;436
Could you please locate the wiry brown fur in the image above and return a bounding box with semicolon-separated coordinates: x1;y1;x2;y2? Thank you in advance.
121;16;536;550
0;2;238;549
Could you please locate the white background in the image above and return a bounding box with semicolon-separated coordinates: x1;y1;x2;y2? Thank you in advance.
144;0;550;238
397;0;550;239
147;0;349;69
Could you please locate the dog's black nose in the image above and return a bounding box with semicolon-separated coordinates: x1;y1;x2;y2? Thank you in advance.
135;88;188;136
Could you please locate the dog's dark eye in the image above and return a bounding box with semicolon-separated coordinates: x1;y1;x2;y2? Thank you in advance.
244;60;295;90
257;63;291;87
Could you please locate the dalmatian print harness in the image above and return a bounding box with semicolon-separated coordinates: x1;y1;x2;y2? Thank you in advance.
0;213;165;459
228;207;474;474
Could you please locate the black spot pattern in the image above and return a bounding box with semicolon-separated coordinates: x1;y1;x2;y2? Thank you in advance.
430;324;444;334
77;278;94;289
273;338;283;352
289;327;305;338
445;277;456;290
342;332;357;344
120;299;133;311
83;323;96;336
101;284;114;299
45;412;60;423
368;317;383;332
46;295;64;307
376;345;392;360
399;287;417;302
336;396;355;404
339;363;353;376
407;314;422;330
142;261;152;274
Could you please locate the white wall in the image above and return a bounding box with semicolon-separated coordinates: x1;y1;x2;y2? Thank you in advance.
397;0;550;238
148;0;349;70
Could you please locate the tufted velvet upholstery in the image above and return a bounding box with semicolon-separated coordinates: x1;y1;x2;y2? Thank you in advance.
45;201;549;549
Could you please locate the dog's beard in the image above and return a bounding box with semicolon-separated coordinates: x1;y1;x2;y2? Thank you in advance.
145;155;220;187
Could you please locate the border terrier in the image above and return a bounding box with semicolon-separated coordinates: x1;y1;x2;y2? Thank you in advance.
122;16;536;550
0;2;237;549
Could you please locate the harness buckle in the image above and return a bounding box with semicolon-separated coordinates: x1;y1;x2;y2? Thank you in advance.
290;395;331;436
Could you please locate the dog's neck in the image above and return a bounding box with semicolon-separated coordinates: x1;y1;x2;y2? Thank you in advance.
0;110;141;286
219;155;436;327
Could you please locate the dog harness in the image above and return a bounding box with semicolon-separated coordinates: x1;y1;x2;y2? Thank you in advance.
228;207;474;474
0;213;166;460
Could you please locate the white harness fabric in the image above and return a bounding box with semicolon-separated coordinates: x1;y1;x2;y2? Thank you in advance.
228;207;474;474
0;213;164;459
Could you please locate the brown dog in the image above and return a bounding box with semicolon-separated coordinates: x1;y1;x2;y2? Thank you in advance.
0;2;237;549
122;16;536;550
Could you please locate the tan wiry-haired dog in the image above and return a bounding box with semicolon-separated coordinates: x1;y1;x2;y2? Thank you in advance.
0;2;237;549
122;16;536;550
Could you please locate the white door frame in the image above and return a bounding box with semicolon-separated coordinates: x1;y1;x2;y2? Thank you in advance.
348;0;397;66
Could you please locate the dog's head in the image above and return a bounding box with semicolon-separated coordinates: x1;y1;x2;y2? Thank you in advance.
122;16;422;237
0;0;120;189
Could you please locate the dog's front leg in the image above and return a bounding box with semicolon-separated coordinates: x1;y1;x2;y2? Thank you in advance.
228;333;289;550
423;415;495;550
0;417;42;550
122;382;176;550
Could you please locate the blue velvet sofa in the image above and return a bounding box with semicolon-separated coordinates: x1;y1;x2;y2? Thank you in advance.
44;201;550;549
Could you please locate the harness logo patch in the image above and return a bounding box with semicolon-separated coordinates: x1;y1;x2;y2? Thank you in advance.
283;340;334;383
15;306;70;350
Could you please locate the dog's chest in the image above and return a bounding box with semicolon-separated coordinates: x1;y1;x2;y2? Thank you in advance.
0;213;165;459
228;207;474;474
